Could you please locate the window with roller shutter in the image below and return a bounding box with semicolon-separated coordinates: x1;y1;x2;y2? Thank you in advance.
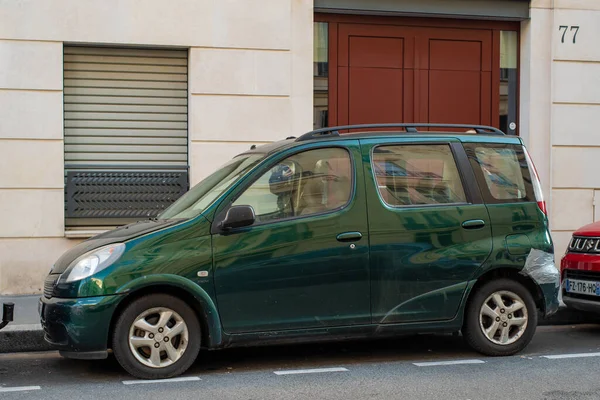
63;45;189;227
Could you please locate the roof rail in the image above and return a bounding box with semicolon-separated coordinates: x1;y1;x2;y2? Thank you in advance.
295;123;505;142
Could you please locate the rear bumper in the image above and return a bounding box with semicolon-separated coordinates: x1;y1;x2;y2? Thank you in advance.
39;294;123;356
541;282;560;317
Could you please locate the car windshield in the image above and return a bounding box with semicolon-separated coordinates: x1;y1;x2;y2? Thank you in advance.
158;154;265;220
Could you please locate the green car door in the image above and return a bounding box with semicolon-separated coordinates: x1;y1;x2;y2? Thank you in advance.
363;138;493;324
212;141;371;334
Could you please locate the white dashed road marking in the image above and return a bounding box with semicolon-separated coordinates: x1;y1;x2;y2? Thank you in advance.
0;386;41;393
542;352;600;360
8;352;600;390
413;359;486;367
274;367;349;375
122;376;201;385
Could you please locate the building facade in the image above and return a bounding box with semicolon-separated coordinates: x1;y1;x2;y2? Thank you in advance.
0;0;596;295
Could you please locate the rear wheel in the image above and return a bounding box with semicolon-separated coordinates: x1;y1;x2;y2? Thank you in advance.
112;294;201;379
462;279;537;356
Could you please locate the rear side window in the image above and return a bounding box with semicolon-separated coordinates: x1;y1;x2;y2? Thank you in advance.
371;144;467;206
464;143;534;204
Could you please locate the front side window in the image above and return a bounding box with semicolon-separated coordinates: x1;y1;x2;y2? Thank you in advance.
372;144;467;207
233;148;352;224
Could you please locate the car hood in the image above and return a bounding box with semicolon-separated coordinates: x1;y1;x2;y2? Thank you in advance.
51;219;182;274
574;221;600;237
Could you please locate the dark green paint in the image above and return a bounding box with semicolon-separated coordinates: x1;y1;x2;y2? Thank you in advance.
50;219;182;275
212;141;370;333
505;234;532;255
41;295;122;353
49;216;223;348
41;132;558;357
55;217;214;300
360;139;494;324
483;203;558;314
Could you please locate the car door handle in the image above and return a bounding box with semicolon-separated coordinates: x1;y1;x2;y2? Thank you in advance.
337;232;363;242
461;219;486;230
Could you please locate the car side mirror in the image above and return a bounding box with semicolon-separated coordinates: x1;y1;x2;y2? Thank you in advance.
221;205;256;230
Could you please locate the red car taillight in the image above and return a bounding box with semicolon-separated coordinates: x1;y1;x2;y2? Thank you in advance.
523;146;547;216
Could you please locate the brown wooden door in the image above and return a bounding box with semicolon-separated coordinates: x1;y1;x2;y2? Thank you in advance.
334;24;415;127
416;28;493;128
332;23;496;129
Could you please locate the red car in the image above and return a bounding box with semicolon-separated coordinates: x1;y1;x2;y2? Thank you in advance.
561;222;600;313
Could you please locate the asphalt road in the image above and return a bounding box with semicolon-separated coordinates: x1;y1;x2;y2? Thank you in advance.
1;325;600;400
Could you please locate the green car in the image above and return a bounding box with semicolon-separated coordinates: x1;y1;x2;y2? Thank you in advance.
40;124;560;380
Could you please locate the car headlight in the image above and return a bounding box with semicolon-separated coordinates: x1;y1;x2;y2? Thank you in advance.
65;243;126;283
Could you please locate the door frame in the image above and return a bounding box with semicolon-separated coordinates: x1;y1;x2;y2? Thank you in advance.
211;139;373;333
211;141;361;231
315;13;521;134
359;137;494;323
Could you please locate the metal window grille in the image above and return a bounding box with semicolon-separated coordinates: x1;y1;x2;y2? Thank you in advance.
65;169;189;220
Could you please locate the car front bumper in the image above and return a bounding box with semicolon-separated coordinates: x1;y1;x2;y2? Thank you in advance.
560;252;600;315
562;296;600;314
40;294;123;359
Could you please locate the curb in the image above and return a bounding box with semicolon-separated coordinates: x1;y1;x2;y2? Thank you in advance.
0;308;597;354
0;324;52;354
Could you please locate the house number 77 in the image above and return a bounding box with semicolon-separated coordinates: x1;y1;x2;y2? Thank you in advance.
559;26;580;43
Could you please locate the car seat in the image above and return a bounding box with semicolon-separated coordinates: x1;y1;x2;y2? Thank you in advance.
298;159;350;215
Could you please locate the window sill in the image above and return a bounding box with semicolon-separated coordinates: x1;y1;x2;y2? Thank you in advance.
65;228;114;239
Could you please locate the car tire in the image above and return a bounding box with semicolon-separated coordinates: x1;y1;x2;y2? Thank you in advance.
462;278;537;356
112;294;201;380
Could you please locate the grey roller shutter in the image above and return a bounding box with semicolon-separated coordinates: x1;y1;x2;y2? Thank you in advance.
63;46;189;226
63;46;188;168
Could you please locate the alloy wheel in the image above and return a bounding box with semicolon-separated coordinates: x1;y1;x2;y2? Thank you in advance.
479;290;528;346
128;307;189;368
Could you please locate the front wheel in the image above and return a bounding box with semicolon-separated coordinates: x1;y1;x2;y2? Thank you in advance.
112;294;201;379
462;279;537;356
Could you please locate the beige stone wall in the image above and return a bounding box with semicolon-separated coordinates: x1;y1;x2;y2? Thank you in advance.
0;0;313;295
520;4;553;203
542;0;600;256
0;39;73;295
520;0;600;258
188;0;313;184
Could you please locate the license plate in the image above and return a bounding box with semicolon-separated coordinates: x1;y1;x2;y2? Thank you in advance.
565;278;600;296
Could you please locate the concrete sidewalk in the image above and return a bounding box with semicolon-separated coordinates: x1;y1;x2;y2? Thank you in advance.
0;294;598;354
